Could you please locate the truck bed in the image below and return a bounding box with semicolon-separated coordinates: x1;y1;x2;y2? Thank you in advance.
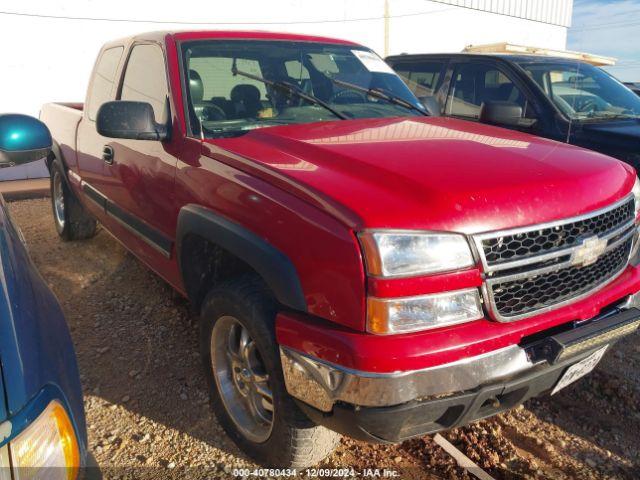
40;102;84;169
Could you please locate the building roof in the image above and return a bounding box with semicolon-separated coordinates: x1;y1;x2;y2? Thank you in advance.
427;0;573;27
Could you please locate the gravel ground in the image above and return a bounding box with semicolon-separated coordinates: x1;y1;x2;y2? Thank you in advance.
7;197;640;480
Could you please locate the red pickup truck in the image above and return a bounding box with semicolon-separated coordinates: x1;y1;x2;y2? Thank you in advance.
41;30;640;468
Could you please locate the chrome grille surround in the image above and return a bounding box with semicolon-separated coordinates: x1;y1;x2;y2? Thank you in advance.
473;194;636;322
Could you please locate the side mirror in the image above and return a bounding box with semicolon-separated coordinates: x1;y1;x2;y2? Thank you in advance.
479;101;537;128
0;114;52;167
419;96;441;117
96;101;170;141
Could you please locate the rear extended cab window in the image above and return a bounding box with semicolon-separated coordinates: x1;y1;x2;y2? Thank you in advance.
86;46;124;121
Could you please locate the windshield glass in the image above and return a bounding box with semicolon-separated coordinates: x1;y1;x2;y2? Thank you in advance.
181;40;425;138
517;61;640;121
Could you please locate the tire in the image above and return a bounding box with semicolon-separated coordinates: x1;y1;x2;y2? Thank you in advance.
50;159;97;241
200;275;340;468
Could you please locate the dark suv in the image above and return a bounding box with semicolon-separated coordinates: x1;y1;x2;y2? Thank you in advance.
387;53;640;170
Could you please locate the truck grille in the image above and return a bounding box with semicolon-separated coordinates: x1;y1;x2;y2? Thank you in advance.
482;199;634;266
473;195;636;321
491;238;632;318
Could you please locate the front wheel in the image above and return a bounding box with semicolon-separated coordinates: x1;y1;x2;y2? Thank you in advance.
200;276;340;468
50;159;97;241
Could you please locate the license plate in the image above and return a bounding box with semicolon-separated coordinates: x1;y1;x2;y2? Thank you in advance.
551;345;608;395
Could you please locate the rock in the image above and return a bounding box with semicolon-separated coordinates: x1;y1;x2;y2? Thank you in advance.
394;456;402;463
168;462;176;469
128;370;139;378
121;395;130;403
586;457;597;468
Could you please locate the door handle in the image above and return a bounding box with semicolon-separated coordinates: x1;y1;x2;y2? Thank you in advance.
102;145;114;165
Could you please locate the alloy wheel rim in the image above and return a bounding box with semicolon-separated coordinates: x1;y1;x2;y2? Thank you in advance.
210;316;274;443
53;172;65;229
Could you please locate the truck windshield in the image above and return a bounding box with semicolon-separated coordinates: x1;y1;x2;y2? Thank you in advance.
181;40;426;138
517;61;640;121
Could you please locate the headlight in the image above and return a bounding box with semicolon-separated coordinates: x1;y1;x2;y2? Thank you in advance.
11;401;80;480
359;231;474;277
633;176;640;217
367;288;483;334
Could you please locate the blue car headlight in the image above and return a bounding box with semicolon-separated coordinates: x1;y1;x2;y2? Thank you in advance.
10;401;80;480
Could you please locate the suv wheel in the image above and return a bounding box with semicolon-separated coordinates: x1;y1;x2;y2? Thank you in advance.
200;275;340;468
50;159;97;241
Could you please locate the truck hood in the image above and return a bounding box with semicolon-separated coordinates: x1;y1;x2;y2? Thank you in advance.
209;116;635;233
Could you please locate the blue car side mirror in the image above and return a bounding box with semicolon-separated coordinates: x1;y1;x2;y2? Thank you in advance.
0;114;52;167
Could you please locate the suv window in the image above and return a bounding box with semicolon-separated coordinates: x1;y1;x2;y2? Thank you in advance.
447;63;533;120
393;60;445;98
86;47;124;121
120;44;169;123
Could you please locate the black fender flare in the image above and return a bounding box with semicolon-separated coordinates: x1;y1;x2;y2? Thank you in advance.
176;204;307;312
47;140;75;191
47;140;63;171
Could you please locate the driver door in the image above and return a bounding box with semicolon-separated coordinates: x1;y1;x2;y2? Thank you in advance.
97;42;180;267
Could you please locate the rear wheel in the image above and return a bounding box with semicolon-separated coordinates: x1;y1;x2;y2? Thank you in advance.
50;159;97;241
200;276;340;467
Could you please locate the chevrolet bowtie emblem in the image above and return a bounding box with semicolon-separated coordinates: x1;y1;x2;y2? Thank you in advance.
571;236;608;267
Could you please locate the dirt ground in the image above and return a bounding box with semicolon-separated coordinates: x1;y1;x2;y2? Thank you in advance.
8;197;640;480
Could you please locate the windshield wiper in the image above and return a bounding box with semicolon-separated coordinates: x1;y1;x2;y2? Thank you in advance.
331;79;429;117
231;61;347;120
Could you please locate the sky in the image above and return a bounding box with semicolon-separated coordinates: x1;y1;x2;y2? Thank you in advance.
568;0;640;82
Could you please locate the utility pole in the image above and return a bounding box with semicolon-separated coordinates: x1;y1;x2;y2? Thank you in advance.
384;0;390;57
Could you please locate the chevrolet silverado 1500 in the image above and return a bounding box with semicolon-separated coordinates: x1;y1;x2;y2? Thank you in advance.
41;31;640;468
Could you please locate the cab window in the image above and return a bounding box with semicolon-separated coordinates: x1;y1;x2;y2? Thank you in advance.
393;60;445;99
120;44;169;123
447;63;533;120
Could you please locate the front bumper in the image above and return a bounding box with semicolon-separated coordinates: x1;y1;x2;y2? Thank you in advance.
282;304;640;440
297;346;600;443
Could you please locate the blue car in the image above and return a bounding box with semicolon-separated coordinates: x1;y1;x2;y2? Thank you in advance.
0;114;88;479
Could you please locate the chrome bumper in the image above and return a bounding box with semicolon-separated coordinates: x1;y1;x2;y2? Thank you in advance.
281;294;640;413
280;345;537;412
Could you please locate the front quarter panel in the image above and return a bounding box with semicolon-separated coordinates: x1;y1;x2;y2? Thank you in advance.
174;143;367;330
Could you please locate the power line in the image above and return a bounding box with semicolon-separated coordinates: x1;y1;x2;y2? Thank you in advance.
572;17;640;31
0;6;455;25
